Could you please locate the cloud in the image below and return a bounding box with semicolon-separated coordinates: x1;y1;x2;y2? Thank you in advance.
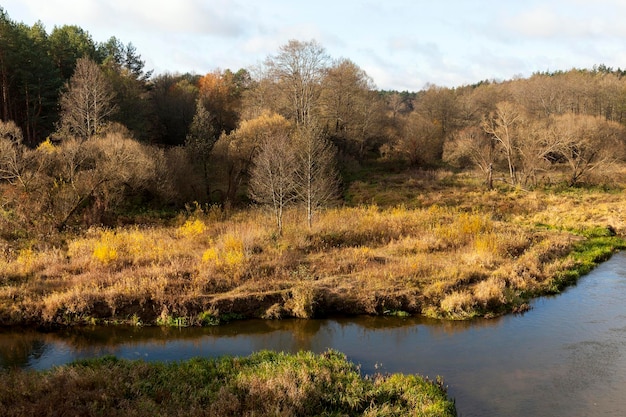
9;0;248;37
500;3;626;40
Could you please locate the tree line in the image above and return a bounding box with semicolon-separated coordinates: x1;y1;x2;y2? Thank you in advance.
2;7;626;237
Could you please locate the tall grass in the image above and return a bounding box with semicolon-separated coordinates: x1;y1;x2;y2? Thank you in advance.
1;174;625;325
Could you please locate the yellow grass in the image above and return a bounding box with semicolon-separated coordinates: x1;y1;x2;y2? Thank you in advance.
1;173;625;325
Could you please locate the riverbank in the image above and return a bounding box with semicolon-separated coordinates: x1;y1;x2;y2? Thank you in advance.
0;349;456;416
1;174;625;327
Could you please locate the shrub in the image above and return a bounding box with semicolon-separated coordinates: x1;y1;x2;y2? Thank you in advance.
177;219;206;237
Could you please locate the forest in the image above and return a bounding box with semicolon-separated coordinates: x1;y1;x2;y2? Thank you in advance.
2;7;626;326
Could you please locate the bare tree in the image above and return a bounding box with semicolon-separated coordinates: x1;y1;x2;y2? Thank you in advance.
0;120;48;192
248;131;297;235
318;59;387;157
394;112;442;166
264;39;330;127
482;101;525;185
59;57;117;140
54;131;157;229
516;119;560;186
0;120;26;186
445;126;496;189
293;124;339;228
551;113;626;186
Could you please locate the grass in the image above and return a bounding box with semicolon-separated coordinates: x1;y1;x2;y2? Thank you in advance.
0;350;456;417
1;167;625;325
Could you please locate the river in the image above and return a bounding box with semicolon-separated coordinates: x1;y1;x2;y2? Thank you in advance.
2;252;626;416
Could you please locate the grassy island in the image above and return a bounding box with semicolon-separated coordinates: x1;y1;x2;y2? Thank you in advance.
0;350;456;416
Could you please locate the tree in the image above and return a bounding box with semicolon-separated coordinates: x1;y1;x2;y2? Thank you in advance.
149;74;199;146
98;37;152;140
415;84;461;145
318;59;385;157
215;112;292;204
53;131;158;229
59;58;117;140
0;11;63;145
186;99;218;200
263;40;330;126
482;101;525;185
293;124;339;228
0;119;29;187
197;69;248;135
394;112;442;166
551;113;626;186
445;126;496;189
48;25;99;80
516;118;560;186
249;130;297;235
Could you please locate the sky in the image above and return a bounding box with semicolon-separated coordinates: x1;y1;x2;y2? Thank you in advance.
4;0;626;91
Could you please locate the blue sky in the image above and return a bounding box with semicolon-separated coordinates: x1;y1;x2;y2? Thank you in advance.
4;0;626;91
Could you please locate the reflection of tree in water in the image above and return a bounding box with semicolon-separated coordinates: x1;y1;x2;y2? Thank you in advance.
248;319;328;353
0;315;511;370
0;331;48;368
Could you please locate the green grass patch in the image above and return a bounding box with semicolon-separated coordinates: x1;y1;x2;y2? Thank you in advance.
547;236;626;294
0;350;456;417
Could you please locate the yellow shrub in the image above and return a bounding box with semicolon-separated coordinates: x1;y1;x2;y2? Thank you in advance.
178;219;206;238
202;247;219;264
223;249;245;268
15;248;37;273
36;138;56;154
201;234;247;273
92;232;118;264
474;233;499;256
223;234;244;253
457;212;492;236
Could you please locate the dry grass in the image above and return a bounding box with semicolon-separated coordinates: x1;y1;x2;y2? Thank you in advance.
1;171;625;325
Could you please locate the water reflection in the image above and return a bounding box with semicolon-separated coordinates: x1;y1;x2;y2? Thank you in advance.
2;252;626;417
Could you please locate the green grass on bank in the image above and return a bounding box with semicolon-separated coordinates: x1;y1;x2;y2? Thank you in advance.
0;350;456;417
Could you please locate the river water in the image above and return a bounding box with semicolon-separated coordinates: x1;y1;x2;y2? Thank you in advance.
2;252;626;416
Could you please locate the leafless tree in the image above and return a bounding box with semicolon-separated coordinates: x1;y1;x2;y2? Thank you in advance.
59;57;117;140
394;112;442;167
263;39;330;127
445;126;496;189
248;130;297;235
482;101;525;185
293;124;339;228
551;113;626;186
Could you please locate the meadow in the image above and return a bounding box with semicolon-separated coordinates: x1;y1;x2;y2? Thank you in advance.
1;166;624;327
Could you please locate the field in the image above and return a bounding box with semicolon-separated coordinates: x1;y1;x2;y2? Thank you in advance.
1;166;625;326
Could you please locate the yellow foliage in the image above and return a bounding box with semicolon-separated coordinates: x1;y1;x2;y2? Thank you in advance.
201;234;246;272
474;233;499;255
223;249;245;268
178;219;206;237
15;248;37;273
92;231;118;264
202;247;219;264
36;138;56;154
223;234;244;253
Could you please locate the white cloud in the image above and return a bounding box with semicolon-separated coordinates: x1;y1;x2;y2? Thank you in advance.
4;0;626;90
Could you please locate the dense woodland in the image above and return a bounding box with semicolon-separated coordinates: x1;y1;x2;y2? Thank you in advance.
2;7;626;240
